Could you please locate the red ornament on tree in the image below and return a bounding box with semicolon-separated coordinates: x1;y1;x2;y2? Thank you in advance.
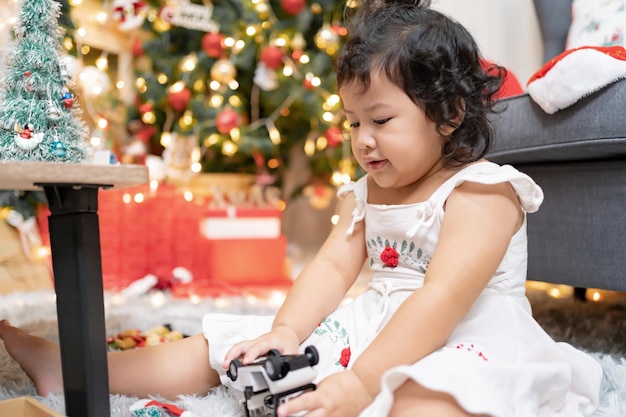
202;32;225;58
260;46;284;70
324;126;343;148
61;88;74;108
167;88;192;112
134;125;157;144
280;0;305;15
292;50;303;61
332;23;348;37
216;108;242;134
138;102;153;114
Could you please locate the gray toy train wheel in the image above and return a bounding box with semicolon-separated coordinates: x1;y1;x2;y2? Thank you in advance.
228;358;243;381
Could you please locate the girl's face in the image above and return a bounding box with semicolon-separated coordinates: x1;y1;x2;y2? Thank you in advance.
340;71;446;190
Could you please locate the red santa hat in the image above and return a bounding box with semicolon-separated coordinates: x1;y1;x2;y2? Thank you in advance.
130;399;194;417
527;45;626;114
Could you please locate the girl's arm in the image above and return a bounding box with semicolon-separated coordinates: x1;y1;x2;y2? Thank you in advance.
227;191;367;364
351;180;523;397
275;190;367;339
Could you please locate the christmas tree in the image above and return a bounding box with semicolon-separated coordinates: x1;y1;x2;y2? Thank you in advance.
120;0;358;195
0;0;91;163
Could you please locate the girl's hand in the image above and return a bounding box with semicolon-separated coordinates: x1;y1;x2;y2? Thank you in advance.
222;325;300;368
277;370;373;417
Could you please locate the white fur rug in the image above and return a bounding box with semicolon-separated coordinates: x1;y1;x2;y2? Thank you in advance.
1;289;625;417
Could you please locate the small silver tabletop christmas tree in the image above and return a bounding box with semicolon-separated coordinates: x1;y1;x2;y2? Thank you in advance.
0;0;91;163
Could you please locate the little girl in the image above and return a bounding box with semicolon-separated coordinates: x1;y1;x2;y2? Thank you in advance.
0;0;602;416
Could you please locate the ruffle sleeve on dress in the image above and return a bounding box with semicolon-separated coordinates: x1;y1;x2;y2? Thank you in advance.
431;162;544;214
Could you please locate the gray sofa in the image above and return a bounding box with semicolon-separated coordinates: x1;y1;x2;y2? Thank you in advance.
486;0;626;292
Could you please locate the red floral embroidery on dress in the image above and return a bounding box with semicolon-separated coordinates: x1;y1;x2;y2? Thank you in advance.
313;318;351;369
449;343;489;361
380;246;399;267
367;238;430;272
339;347;351;367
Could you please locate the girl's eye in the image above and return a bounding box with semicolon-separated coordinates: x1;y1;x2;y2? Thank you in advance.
374;118;391;125
348;121;360;128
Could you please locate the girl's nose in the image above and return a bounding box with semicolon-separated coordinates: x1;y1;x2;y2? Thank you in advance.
353;130;375;150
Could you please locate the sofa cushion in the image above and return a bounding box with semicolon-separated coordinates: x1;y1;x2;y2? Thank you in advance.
520;160;626;290
487;78;626;164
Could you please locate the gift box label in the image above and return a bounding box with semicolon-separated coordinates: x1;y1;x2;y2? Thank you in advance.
200;206;282;239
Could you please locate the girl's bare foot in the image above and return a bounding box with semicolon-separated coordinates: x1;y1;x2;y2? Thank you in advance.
0;319;63;396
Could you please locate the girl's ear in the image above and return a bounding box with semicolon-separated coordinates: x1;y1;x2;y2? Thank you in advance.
439;98;465;136
439;119;461;136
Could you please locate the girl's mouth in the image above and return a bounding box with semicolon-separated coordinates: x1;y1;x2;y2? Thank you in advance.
367;159;388;171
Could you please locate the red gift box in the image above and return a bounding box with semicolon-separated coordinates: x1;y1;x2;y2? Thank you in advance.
37;183;290;293
201;236;288;285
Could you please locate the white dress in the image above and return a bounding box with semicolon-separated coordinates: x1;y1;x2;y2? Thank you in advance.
203;161;602;417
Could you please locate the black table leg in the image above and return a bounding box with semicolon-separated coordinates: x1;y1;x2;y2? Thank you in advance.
573;287;588;302
43;185;110;417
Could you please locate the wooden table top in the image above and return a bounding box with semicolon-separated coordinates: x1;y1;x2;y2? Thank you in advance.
0;160;149;190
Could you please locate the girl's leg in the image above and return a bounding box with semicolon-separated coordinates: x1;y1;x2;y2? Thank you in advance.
0;320;221;400
0;320;62;397
388;380;490;417
109;333;220;399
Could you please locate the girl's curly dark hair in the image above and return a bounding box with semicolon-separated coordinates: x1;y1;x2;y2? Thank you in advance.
336;0;505;165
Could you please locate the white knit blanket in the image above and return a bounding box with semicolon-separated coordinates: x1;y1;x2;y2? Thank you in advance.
1;290;625;417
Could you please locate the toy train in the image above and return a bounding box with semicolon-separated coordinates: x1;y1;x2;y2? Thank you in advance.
227;345;319;417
